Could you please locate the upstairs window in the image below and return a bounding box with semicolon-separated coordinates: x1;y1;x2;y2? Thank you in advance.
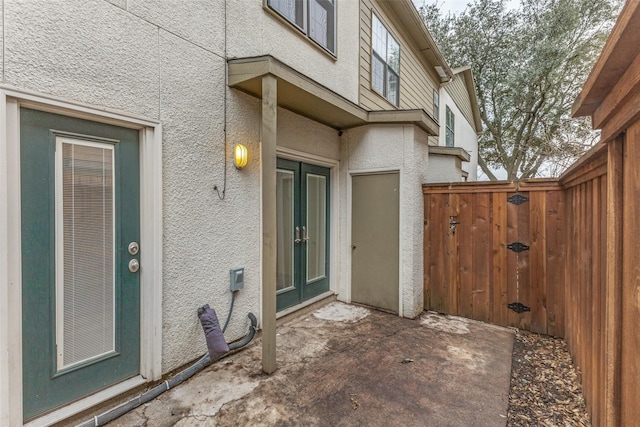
445;106;455;147
268;0;336;54
433;90;439;121
371;13;400;106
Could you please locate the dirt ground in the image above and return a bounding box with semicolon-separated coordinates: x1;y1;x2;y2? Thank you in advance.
507;330;590;426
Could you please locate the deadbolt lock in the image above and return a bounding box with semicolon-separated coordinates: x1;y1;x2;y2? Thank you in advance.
128;242;140;256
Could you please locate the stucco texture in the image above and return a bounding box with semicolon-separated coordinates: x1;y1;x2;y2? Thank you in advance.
3;0;160;118
340;125;427;318
226;0;360;104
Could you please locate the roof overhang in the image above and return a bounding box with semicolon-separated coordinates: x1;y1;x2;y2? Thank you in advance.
572;1;640;133
428;146;471;162
228;56;439;135
381;0;453;83
451;66;483;133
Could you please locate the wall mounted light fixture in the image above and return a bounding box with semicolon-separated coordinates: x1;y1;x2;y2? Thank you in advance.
234;144;248;169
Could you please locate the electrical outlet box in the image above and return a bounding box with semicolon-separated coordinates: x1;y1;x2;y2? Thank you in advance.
229;268;244;291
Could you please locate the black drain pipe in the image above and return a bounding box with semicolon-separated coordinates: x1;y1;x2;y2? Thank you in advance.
76;312;257;427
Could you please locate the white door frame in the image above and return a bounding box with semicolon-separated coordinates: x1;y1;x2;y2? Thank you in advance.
0;86;163;426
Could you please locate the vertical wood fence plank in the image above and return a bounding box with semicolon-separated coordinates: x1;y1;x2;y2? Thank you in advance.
606;137;623;427
492;193;508;327
506;192;520;327
517;192;532;330
473;193;491;322
545;190;565;337
448;193;461;315
423;193;432;309
621;123;640;426
458;193;474;319
591;177;601;426
529;191;547;334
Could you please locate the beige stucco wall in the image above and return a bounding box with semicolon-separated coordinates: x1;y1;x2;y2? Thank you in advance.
227;0;361;104
426;155;465;183
2;0;431;397
339;124;427;318
1;0;343;376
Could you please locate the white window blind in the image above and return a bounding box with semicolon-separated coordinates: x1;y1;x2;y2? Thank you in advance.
56;138;115;370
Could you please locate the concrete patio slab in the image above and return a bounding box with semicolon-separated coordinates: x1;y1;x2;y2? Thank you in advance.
108;302;514;426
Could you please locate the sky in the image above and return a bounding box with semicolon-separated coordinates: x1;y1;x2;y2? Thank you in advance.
412;0;520;15
412;0;473;14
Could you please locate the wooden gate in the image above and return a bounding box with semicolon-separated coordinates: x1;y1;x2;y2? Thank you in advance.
423;180;565;336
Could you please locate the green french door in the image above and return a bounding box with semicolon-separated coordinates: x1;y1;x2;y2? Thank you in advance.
20;109;141;421
276;159;330;311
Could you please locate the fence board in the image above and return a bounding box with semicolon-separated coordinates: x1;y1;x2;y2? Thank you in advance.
473;193;491;322
492;194;508;326
458;193;473;319
529;191;547;334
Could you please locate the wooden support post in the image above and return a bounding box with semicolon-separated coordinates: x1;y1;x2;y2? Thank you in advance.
261;74;277;374
605;136;622;426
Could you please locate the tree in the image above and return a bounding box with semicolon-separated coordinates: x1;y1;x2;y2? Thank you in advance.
421;0;619;180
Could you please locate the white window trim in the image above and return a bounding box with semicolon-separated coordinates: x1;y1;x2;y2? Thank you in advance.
371;13;401;107
265;0;337;56
446;105;455;147
0;86;163;426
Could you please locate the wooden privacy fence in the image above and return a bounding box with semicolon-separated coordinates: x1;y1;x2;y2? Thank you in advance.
421;142;613;425
423;180;565;336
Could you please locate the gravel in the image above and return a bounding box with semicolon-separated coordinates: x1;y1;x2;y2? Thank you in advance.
507;330;591;426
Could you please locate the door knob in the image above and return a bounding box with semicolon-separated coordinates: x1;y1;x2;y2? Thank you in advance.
129;259;140;273
295;226;302;243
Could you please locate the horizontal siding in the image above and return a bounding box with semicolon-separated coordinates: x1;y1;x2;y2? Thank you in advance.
359;0;439;116
445;75;475;129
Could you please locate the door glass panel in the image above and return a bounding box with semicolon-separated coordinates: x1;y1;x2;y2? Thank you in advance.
306;174;326;282
277;169;295;291
56;137;115;370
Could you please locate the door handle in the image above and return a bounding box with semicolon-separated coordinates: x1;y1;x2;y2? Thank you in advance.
129;259;140;273
302;226;309;243
295;226;302;243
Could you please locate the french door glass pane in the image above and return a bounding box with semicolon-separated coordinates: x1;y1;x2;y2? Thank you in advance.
56;138;115;370
277;170;295;291
306;174;326;282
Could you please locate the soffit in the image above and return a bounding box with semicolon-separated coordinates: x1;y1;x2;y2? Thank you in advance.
228;56;439;135
572;1;640;118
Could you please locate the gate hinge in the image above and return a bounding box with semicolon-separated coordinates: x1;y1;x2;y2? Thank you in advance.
507;242;530;253
508;302;531;313
507;194;529;205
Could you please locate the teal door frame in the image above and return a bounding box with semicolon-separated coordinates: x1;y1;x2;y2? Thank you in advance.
276;158;330;312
